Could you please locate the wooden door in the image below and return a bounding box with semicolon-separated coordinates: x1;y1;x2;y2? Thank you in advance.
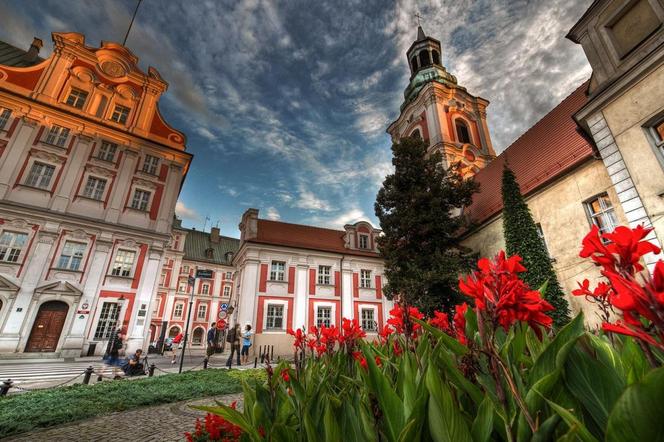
25;301;68;352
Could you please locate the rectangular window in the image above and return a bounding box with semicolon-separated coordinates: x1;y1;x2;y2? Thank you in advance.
586;193;618;235
111;249;135;277
97;140;117;162
142;154;160;175
201;283;209;295
360;269;372;288
152;298;161;315
270;261;286;281
223;286;231;297
0;108;12;130
182;265;190;274
225;271;232;280
160;272;166;286
110;105;130;124
0;231;28;263
316;306;332;328
197;304;207;320
57;241;86;270
94;302;120;339
318;265;331;285
361;308;376;331
178;282;187;293
25;162;55;189
130;189;151;211
45;125;70;147
265;304;284;330
82;176;106;201
65;88;88;109
173;303;184;319
359;234;369;249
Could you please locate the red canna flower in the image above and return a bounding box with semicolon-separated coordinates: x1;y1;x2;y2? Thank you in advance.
429;310;451;333
352;350;368;370
453;303;468;345
604;225;661;274
280;368;290;382
388;304;424;337
340;319;366;347
392;340;403;356
378;324;393;343
375;355;382;366
287;328;306;352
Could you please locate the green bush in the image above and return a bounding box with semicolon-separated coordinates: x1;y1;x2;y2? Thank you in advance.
0;368;264;438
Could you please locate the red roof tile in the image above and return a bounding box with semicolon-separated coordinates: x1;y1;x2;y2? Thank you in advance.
465;81;595;226
251;219;380;257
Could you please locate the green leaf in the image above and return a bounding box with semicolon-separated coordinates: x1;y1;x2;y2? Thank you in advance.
544;398;598;442
323;399;342;442
425;365;472;442
413;317;469;356
471;396;494;442
529;313;584;384
531;414;561;442
606;366;664;442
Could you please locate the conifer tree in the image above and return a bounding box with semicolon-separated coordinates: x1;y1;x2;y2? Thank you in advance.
501;165;571;326
375;136;478;315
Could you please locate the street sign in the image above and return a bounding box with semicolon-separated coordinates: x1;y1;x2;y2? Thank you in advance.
216;319;227;329
196;269;213;279
220;303;228;311
187;276;195;286
218;311;227;319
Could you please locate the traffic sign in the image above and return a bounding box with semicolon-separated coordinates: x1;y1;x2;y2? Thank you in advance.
216;319;226;329
196;269;214;279
220;303;228;311
187;276;195;286
218;311;227;319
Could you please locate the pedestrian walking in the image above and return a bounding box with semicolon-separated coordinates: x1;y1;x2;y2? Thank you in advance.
206;322;218;358
170;331;184;364
99;328;124;380
225;323;241;369
241;323;253;365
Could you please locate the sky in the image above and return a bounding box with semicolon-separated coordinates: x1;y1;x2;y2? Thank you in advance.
0;0;593;237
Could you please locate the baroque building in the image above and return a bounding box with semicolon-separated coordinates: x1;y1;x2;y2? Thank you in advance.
0;33;191;357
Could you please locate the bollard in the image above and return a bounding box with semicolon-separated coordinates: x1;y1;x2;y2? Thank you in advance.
149;363;156;377
83;366;94;384
203;357;209;369
254;356;258;368
0;379;12;396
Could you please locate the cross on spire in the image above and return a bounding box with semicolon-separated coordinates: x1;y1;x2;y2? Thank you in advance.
414;12;423;26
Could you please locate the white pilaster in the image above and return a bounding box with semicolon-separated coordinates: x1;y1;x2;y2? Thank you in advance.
237;259;259;328
126;247;163;352
342;266;353;319
294;264;308;329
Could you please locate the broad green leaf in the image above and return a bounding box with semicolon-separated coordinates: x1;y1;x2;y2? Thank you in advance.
323;399;342;442
606;366;664;442
531;414;561;442
425;365;473;442
471;396;494;442
544;398;598;442
413;317;469;356
529;313;585;384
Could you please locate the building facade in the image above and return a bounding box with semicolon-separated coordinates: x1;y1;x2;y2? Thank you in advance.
151;222;238;350
0;33;191;357
234;209;392;356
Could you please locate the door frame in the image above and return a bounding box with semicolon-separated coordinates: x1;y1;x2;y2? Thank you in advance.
25;300;70;352
20;296;75;353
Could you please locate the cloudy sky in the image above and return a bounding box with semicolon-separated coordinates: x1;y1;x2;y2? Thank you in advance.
1;0;592;237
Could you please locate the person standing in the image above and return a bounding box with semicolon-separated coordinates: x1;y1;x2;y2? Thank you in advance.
241;324;253;365
171;331;184;364
206;322;218;358
225;323;241;369
99;328;123;380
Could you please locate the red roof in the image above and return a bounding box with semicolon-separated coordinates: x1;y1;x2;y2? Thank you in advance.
250;219;380;257
465;81;594;225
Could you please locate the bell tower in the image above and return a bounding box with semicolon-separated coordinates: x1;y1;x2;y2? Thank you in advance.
387;26;495;177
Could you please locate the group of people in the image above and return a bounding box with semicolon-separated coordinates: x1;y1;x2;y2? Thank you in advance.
99;328;145;379
224;323;253;368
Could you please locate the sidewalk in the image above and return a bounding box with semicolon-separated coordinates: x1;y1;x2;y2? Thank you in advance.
5;393;243;441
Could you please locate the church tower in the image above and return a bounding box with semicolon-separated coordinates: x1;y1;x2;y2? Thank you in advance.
387;26;495;176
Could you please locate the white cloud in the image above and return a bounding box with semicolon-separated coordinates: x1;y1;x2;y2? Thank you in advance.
307;208;371;229
175;200;201;221
219;186;239;197
294;188;333;212
265;206;281;220
195;126;217;141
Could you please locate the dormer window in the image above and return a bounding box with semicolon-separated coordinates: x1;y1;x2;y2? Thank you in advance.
205;248;214;259
45;125;70;147
359;234;369;249
65;88;88;109
455;119;471;144
97;140;117;162
142;154;159;175
110;105;130;124
0;108;12;130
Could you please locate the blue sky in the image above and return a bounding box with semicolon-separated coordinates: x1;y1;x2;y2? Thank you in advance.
1;0;592;237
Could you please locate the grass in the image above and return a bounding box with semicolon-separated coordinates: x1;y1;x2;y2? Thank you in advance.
0;368;264;438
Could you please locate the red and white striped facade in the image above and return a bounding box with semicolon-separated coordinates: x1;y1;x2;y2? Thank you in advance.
234;209;393;355
0;33;191;357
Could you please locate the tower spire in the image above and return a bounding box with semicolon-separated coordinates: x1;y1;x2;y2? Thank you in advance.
417;25;426;40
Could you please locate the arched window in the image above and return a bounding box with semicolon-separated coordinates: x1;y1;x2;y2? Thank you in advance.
168;326;180;338
410;129;421;139
455;119;472;144
410;56;418;73
205;248;214;259
419;51;431;68
192;327;204;345
431;50;440;65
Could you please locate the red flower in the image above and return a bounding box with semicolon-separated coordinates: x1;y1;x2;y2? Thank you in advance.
375;355;382;366
459;251;554;337
387;304;424;337
429;310;451;332
287;328;306;351
280;368;290;382
604;225;661;274
340;319;366;346
453;303;468;345
352;350;368;370
392;340;403;356
378;324;393;343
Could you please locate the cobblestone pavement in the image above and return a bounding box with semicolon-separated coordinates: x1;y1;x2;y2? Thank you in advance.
5;393;243;442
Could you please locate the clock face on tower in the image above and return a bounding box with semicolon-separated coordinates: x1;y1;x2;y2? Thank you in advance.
100;60;126;78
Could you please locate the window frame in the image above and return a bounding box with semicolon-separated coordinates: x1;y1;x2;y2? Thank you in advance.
93;302;121;340
270;261;286;282
358;234;369;249
110;248;137;277
44;125;70;148
584;192;619;236
0;230;29;263
110;104;130;124
81;175;107;201
129;188;152;212
317;265;332;285
264;300;287;331
65;87;89;110
201;283;210;295
25;161;56;190
197;303;208;320
360;269;372;289
0;108;12;131
173;302;184;319
454;118;473;145
360;307;377;332
141;154;160;175
223;286;231;297
316;305;332;328
56;240;87;271
96;140;118;162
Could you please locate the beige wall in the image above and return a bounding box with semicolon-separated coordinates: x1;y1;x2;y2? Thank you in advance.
462;159;628;327
601;63;664;245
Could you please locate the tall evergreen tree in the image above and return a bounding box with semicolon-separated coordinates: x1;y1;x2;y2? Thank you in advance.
501;165;571;327
375;136;478;315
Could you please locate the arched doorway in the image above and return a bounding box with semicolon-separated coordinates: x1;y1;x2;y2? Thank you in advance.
192;327;204;345
26;301;69;352
168;326;180;338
